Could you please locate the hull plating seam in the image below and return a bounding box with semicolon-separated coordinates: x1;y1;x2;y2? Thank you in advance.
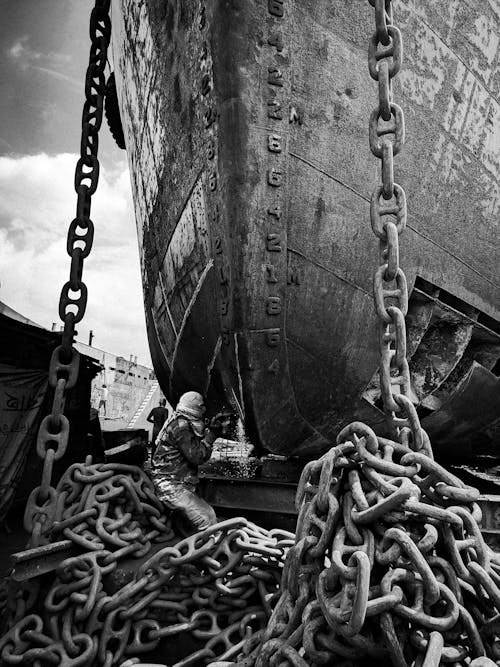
288;247;372;297
162;168;205;252
158;271;178;338
290;152;500;293
280;336;330;444
405;225;500;292
290;150;371;203
170;259;214;376
286;337;342;383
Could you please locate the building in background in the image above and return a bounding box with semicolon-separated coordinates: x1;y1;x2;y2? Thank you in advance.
74;342;166;432
0;301;101;521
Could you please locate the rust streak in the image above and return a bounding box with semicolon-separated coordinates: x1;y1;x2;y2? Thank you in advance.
414;12;500;108
150;306;173;372
204;335;222;395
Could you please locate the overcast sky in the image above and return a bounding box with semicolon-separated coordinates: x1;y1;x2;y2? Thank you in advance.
0;0;151;366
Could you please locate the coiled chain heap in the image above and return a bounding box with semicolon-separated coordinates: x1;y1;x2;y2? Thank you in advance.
239;424;500;667
0;460;293;665
2;442;500;664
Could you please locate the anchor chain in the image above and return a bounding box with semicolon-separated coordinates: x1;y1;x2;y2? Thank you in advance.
1;361;498;638
3;451;500;665
367;0;419;446
24;0;111;549
2;2;500;666
1;460;293;666
230;2;500;665
240;427;500;666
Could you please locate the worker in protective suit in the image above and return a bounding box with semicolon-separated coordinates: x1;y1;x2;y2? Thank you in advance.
151;391;223;532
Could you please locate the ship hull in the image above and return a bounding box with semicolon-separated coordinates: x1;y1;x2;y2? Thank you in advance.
112;0;500;457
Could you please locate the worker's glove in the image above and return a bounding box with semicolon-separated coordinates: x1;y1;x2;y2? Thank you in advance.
208;416;224;439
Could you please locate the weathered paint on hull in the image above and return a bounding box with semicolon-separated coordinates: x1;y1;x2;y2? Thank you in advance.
112;0;500;457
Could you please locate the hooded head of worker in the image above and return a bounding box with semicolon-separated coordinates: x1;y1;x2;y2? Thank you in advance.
176;391;206;436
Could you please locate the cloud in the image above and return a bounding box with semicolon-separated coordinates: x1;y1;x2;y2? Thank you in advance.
8;40;27;60
0;153;152;366
8;36;72;67
7;36;79;91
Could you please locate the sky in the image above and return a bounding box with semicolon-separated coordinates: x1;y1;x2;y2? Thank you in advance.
0;0;152;366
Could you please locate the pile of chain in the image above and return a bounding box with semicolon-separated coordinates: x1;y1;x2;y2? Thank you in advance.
3;444;500;667
1;459;293;665
233;423;500;666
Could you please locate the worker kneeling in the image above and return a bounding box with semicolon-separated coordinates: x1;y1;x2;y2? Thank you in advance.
151;391;222;533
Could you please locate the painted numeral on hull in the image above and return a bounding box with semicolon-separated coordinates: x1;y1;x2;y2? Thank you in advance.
268;169;283;187
268;205;282;219
268;0;284;17
268;33;283;52
287;266;301;285
268;101;283;121
267;233;282;252
268;134;282;152
266;329;281;347
266;296;282;315
205;108;217;128
268;67;283;87
266;264;278;283
268;359;280;374
263;0;286;373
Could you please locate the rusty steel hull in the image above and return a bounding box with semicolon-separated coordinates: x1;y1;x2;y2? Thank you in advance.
112;0;500;458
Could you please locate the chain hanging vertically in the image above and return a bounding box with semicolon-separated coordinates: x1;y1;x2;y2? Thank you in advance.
23;0;111;548
367;0;428;454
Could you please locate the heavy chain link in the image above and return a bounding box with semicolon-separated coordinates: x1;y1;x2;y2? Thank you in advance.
24;0;111;548
1;459;292;666
230;3;500;666
367;0;416;443
243;425;500;667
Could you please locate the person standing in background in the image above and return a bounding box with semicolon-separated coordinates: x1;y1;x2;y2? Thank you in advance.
146;397;170;462
98;384;108;418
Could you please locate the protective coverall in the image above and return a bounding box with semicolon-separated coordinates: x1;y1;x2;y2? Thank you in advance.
151;393;218;531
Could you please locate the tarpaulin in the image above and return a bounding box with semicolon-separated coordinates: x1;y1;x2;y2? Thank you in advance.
0;363;48;523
